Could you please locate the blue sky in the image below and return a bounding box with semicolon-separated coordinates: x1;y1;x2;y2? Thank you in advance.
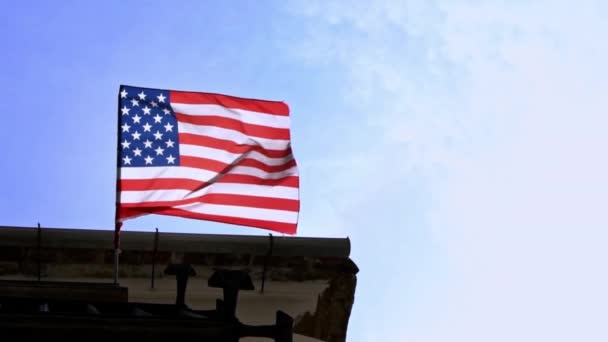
1;1;608;341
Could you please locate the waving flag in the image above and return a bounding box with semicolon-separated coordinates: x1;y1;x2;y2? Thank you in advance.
115;85;299;242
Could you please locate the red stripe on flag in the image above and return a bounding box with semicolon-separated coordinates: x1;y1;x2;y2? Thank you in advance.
218;174;299;187
120;176;299;191
179;133;293;158
175;113;290;140
120;193;300;211
118;207;297;234
180;156;297;174
170;91;289;116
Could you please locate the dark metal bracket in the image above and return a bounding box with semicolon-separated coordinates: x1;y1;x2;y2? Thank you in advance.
163;263;196;308
163;263;293;341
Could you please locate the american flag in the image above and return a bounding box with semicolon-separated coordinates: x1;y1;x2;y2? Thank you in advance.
116;85;300;236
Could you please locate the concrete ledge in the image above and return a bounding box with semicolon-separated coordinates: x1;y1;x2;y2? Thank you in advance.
0;280;128;303
0;226;351;258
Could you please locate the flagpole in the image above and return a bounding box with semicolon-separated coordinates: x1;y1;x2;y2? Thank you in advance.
114;86;123;285
113;229;120;284
113;248;119;284
113;188;122;284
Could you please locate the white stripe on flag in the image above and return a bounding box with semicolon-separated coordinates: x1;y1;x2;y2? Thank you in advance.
170;103;291;129
178;122;290;150
174;202;298;223
180;144;293;166
120;183;299;203
119;166;299;180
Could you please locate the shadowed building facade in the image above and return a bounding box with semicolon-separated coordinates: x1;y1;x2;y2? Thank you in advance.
0;226;358;342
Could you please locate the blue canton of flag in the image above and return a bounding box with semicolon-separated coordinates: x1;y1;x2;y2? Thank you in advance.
118;86;180;167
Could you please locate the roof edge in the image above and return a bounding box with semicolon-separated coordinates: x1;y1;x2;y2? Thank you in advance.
0;225;351;258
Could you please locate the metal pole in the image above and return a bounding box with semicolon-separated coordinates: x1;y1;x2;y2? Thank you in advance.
113;248;119;284
114;87;123;286
261;233;274;293
151;228;159;289
37;222;41;282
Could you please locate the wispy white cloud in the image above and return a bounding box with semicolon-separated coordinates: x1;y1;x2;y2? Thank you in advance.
283;0;608;341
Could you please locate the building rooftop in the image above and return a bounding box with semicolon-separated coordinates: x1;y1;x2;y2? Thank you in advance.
0;225;358;342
